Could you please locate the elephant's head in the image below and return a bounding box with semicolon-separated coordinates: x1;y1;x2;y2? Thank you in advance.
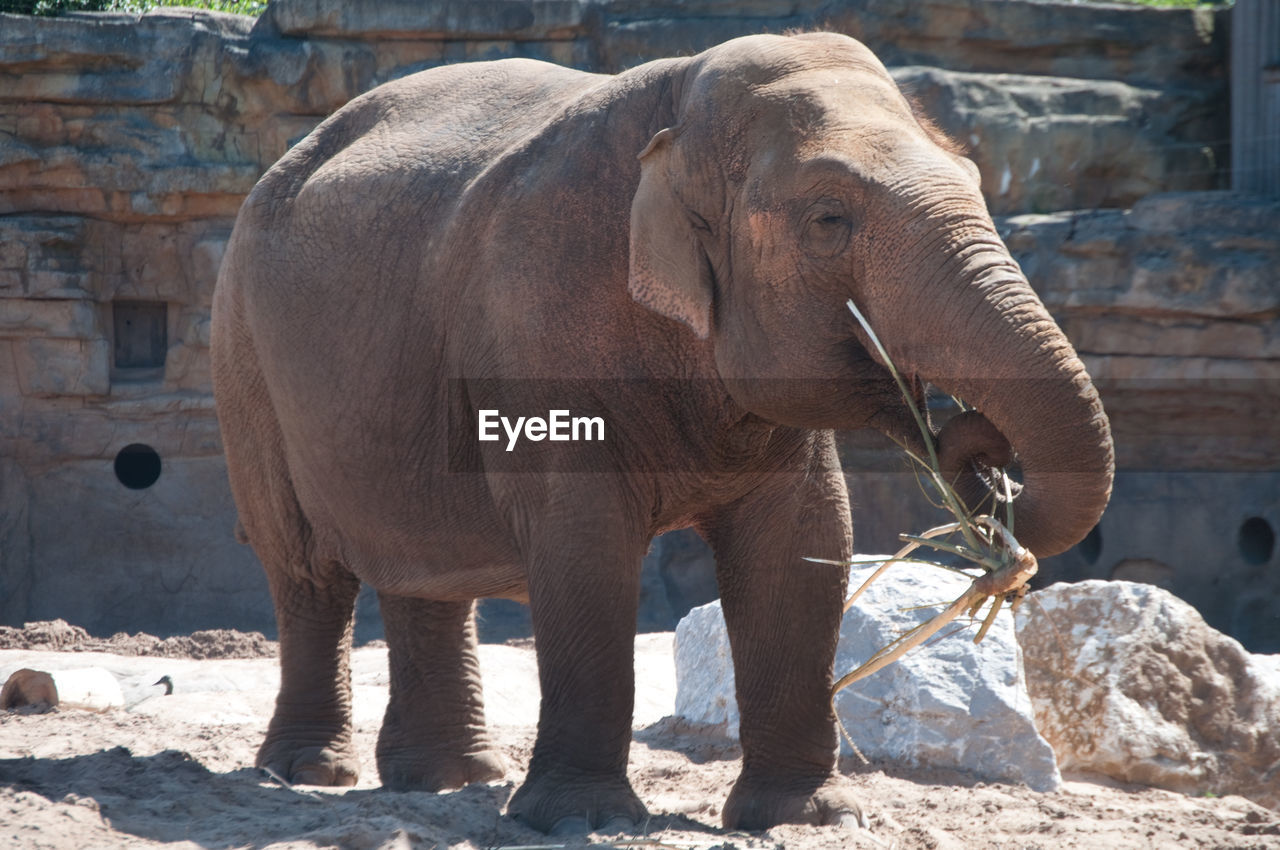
628;32;1113;557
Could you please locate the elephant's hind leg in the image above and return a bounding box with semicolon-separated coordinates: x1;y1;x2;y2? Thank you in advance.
213;315;361;787
258;564;362;786
376;594;505;790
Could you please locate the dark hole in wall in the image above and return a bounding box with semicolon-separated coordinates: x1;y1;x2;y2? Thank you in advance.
113;301;168;371
1238;516;1275;566
115;444;162;490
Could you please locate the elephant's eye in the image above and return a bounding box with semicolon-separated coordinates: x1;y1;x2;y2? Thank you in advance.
803;206;853;258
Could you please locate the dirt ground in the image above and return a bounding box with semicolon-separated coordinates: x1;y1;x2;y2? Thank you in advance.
1;623;1277;850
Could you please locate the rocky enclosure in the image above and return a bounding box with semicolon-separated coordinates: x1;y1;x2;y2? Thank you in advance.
1;0;1276;649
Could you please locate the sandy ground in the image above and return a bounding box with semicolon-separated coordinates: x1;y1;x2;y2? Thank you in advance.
2;628;1278;850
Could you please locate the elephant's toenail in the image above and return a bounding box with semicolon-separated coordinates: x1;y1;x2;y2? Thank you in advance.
597;816;637;834
549;816;592;836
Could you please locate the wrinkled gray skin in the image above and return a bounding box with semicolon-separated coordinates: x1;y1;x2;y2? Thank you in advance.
211;33;1113;834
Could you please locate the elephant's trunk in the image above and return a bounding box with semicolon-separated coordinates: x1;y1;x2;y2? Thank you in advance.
867;237;1114;558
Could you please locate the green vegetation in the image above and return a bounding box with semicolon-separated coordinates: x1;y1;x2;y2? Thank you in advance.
1092;0;1227;6
1;0;265;16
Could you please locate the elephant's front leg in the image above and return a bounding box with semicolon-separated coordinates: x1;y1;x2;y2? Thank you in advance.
706;433;864;830
505;479;649;834
376;594;506;790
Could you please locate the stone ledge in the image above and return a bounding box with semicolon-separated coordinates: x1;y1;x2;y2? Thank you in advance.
814;0;1228;87
2;397;223;463
0;298;99;340
267;0;591;41
595;0;1228;86
1064;315;1280;361
0;152;259;220
1;0;1230;93
896;67;1225;215
0;10;252;105
0;215;232;303
1001;193;1280;322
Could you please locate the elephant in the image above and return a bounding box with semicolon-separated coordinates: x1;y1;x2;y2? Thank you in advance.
210;32;1113;834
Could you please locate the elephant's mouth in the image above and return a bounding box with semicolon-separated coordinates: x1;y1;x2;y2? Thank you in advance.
933;406;1025;514
855;323;1027;517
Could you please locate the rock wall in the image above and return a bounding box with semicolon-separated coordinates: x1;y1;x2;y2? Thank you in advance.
2;0;1275;649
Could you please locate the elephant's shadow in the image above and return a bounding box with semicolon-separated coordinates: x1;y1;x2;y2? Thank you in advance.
0;747;723;848
634;716;745;765
0;747;522;849
635;717;1001;793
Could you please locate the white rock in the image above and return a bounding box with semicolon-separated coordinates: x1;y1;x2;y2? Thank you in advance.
673;602;738;734
674;557;1060;791
1;667;123;712
1015;580;1280;810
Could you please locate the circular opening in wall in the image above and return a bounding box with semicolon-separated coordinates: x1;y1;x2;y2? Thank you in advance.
1238;516;1275;566
1078;524;1103;565
114;443;162;490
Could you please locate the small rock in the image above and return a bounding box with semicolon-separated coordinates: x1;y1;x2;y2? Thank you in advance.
1015;580;1280;810
674;557;1060;791
1;666;124;712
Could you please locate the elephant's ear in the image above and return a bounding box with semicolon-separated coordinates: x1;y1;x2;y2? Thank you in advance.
629;126;713;340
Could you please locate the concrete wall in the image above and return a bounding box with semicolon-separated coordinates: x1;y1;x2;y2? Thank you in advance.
2;0;1276;650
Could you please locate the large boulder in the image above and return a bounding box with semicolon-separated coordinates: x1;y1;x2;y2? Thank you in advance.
675;558;1060;791
1016;580;1280;810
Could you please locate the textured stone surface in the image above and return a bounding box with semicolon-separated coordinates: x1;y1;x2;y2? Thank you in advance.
894;67;1225;215
1000;192;1280;473
11;337;110;397
816;0;1227;87
269;0;591;40
596;0;1228;88
20;457;271;637
1016;581;1280;810
0;459;32;625
672;600;738;733
675;560;1060;790
0;5;1229;219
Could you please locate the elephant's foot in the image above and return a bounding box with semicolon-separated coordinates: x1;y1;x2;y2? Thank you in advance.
723;773;865;831
377;746;506;792
507;769;647;834
256;738;359;787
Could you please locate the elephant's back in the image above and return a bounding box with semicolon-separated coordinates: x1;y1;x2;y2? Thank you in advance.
282;61;597;202
220;57;606;371
237;59;603;256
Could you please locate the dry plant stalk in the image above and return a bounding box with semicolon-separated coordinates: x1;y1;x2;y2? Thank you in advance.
812;300;1041;759
498;842;700;850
